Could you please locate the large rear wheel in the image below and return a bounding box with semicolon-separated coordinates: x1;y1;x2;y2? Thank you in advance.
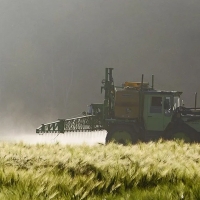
106;126;138;145
171;131;191;142
165;129;193;143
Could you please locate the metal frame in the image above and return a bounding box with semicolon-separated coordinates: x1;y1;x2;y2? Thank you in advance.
36;115;104;134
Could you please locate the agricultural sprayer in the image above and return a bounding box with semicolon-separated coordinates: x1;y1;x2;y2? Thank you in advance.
36;68;200;143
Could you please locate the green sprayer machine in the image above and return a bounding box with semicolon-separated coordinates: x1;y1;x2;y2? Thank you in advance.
36;68;200;143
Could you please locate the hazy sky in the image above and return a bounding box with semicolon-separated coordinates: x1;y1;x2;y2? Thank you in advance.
0;0;200;133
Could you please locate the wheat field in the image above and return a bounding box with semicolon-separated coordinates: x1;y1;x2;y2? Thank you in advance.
0;140;200;199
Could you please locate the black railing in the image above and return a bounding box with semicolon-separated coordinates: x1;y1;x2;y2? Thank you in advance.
36;115;104;134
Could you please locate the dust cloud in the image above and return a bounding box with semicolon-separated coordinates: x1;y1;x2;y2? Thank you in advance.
0;0;200;143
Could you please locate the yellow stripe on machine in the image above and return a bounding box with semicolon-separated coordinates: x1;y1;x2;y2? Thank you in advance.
124;82;149;88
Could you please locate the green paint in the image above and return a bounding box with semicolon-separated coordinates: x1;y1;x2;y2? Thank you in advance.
110;130;132;144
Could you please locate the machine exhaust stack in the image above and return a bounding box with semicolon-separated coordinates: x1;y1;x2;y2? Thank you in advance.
141;74;144;91
195;92;197;110
152;75;154;89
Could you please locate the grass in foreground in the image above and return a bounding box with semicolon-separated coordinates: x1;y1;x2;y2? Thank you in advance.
0;140;200;199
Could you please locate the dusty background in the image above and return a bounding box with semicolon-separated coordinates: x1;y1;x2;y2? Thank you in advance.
0;0;200;137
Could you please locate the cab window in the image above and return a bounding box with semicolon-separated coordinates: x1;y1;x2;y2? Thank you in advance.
164;97;171;110
150;97;162;113
164;96;172;116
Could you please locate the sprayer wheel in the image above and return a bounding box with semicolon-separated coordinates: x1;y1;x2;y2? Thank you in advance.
106;125;138;145
165;128;196;143
171;130;191;142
